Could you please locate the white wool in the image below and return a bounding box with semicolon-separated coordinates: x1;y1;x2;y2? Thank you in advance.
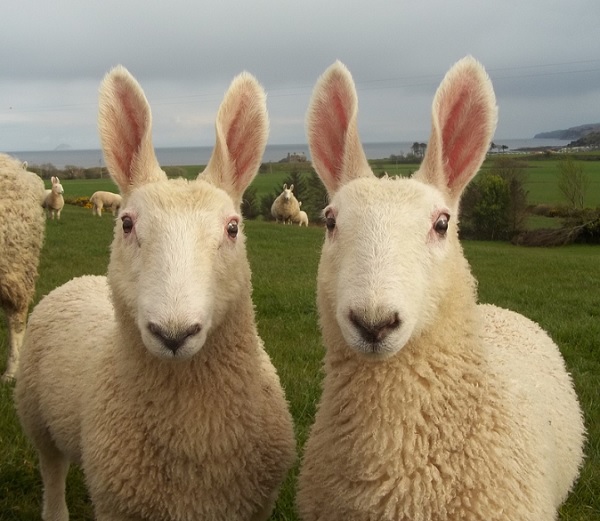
90;190;122;217
271;183;301;224
0;153;46;381
297;57;585;521
42;175;64;220
16;65;295;521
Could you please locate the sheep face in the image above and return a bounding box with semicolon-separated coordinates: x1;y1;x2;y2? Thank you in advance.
51;176;64;195
99;65;268;361
319;175;454;357
281;184;294;201
308;57;497;359
109;179;248;360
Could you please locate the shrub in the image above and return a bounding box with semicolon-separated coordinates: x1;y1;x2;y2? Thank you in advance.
241;186;260;220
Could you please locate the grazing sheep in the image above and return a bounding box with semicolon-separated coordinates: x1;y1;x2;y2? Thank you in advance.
15;65;295;521
296;58;585;521
271;183;300;224
42;176;64;219
90;190;122;216
0;154;46;382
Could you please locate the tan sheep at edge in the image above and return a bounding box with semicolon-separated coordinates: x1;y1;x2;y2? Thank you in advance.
271;183;301;224
90;190;122;217
15;66;295;521
42;176;64;220
296;57;585;521
0;154;46;381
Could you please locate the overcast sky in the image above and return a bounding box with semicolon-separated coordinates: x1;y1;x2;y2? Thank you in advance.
2;0;599;152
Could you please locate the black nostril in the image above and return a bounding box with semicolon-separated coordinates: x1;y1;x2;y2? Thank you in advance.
148;322;202;353
349;310;401;343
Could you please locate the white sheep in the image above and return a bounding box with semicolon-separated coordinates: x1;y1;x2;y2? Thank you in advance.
15;65;295;521
90;190;122;216
293;201;309;227
296;58;585;521
0;154;46;382
271;183;301;224
42;175;64;219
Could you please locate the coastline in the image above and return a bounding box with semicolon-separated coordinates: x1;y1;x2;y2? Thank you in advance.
7;138;573;169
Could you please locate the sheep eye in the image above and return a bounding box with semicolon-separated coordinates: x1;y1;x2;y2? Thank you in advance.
434;214;449;235
325;216;336;231
122;215;134;235
227;220;238;238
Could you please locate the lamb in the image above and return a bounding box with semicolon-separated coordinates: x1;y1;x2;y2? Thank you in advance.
296;57;585;521
294;201;309;227
271;183;300;224
90;190;122;216
15;65;295;521
42;176;64;219
0;153;46;382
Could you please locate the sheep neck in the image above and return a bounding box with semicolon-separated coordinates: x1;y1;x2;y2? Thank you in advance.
317;246;489;433
110;289;260;389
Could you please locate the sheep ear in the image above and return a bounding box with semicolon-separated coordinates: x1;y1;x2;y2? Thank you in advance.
98;65;166;196
415;56;498;207
306;61;372;196
201;72;269;206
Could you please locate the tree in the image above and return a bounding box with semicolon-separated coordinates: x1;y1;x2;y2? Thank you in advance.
489;157;528;236
558;156;590;209
460;174;510;240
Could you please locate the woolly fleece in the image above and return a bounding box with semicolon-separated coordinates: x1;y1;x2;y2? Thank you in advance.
0;153;45;381
90;190;122;216
271;184;301;224
15;66;295;521
296;58;585;521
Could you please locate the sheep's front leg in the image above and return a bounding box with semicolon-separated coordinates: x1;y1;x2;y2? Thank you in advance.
38;447;70;521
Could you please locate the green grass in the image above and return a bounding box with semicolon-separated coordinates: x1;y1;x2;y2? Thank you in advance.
54;156;600;211
1;204;599;519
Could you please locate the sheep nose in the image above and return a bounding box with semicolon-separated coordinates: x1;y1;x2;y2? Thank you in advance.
147;322;202;353
349;310;401;343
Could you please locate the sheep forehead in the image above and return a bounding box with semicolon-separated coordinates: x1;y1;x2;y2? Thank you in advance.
128;178;234;215
333;176;445;227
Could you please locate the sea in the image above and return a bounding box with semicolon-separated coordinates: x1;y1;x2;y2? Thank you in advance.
6;138;572;170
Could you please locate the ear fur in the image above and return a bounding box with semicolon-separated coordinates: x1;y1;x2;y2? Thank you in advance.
415;56;498;207
201;72;269;206
306;61;373;195
98;65;166;196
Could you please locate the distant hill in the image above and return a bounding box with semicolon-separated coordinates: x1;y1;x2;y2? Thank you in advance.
534;123;600;140
567;131;600;148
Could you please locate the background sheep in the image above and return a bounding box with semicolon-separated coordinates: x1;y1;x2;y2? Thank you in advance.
15;66;295;521
293;201;309;226
0;153;46;382
271;183;301;224
90;190;122;216
296;58;585;521
42;176;64;219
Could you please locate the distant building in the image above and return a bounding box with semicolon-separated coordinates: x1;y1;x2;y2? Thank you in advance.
285;152;307;163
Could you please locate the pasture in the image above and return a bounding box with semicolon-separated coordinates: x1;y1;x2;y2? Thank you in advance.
0;182;599;519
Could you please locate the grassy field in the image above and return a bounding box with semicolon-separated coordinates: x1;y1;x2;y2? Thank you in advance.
0;201;598;519
50;155;600;211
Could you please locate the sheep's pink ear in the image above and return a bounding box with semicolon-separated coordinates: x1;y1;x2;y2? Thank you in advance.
415;56;498;207
306;61;373;196
201;72;269;206
98;65;166;196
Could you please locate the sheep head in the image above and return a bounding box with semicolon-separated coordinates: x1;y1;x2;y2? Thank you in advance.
281;183;295;201
307;57;497;358
98;66;268;360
